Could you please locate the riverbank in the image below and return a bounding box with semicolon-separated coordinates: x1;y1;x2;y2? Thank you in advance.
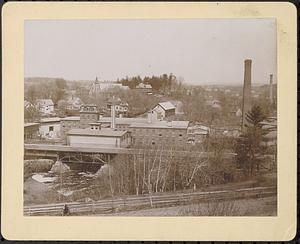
24;177;69;205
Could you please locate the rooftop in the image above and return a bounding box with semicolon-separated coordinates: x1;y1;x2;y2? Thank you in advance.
40;117;61;123
98;117;148;125
129;120;189;129
61;116;80;121
24;122;40;127
67;128;128;137
158;101;176;111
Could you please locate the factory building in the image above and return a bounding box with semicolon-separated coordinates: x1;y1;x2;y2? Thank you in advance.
98;117;148;131
129;120;189;146
66;123;131;148
60;102;191;148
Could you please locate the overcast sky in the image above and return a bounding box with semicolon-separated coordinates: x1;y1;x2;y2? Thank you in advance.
25;19;276;85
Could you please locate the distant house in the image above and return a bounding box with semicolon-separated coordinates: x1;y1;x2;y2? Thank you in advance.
206;99;221;109
107;97;129;116
66;96;83;110
187;124;210;144
134;83;152;93
36;99;54;115
152;101;176;120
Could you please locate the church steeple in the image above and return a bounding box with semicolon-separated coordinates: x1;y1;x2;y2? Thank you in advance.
89;76;101;95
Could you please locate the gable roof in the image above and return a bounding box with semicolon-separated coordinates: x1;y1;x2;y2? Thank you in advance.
158;101;176;111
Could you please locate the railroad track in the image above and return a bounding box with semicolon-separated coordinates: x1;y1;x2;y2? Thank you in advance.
24;186;276;216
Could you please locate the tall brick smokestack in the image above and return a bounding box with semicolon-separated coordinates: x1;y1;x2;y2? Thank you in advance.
241;59;252;132
269;74;273;104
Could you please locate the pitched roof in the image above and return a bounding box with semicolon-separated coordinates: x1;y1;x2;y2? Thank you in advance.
158;101;176;111
67;128;127;137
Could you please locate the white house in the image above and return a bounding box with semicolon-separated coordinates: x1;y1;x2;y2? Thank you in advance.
152;101;176;121
36;99;54;115
135;83;152;93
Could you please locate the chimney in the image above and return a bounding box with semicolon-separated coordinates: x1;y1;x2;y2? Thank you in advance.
269;74;273;104
111;97;116;130
119;113;123;118
241;59;252;132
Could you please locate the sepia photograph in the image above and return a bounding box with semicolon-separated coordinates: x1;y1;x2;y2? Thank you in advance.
23;18;278;217
2;2;297;241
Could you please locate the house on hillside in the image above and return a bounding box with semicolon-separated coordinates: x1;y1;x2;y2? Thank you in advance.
66;96;83;111
206;99;221;109
152;101;176;121
36;99;55;115
107;97;129;117
134;83;152;93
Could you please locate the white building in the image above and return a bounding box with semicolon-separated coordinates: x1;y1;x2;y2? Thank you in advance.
67;124;131;148
36;99;54;115
39;117;61;139
152;101;176;121
89;77;126;95
134;83;152;93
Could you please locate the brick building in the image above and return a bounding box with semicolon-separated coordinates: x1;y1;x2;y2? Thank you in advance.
129;120;189;146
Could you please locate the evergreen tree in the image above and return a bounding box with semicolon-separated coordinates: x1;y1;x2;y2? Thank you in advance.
235;105;271;176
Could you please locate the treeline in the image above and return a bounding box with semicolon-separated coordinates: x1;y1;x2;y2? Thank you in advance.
120;73;179;91
25;78;68;105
